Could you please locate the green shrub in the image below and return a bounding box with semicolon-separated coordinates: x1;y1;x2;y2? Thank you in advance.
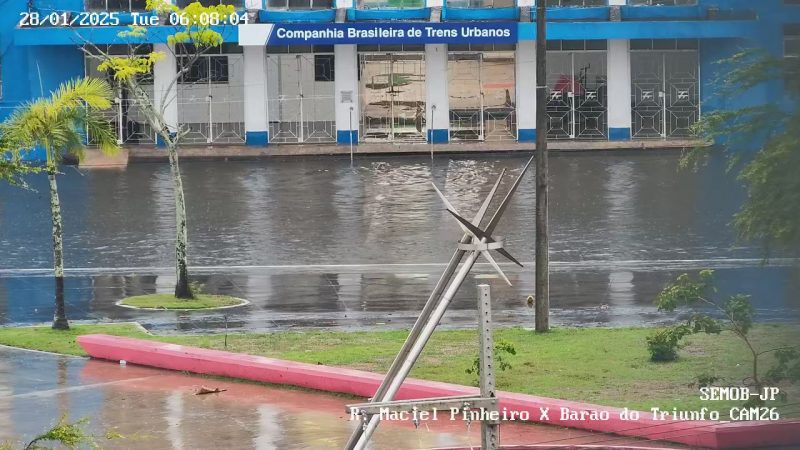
466;339;517;384
646;326;692;362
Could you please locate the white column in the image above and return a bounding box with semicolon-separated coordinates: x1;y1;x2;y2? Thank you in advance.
425;44;449;144
153;43;179;144
335;44;359;145
607;39;632;140
336;0;353;8
245;0;261;8
243;46;269;146
515;40;537;142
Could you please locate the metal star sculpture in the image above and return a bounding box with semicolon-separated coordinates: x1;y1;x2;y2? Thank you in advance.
431;180;523;287
345;155;535;450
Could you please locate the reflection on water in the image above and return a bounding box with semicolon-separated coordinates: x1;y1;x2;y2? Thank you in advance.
4;347;672;449
0;152;798;332
0;151;759;270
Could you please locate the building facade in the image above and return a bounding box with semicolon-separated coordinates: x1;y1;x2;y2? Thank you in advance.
1;0;799;153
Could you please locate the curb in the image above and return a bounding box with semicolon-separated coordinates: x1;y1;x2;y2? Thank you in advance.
76;334;800;450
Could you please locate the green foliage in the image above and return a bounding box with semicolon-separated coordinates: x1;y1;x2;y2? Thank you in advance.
655;270;715;312
725;294;754;335
650;270;800;406
97;51;164;83
694;373;720;388
646;326;693;362
0;159;40;189
732;128;800;255
25;417;93;450
0;78;118;166
466;339;517;383
686;313;723;335
684;51;800;254
649;270;724;361
20;416;122;450
99;1;233;85
188;280;205;295
766;348;800;385
91;1;234;152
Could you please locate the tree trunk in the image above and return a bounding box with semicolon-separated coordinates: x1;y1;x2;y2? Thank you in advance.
534;3;550;333
167;142;193;299
48;168;69;330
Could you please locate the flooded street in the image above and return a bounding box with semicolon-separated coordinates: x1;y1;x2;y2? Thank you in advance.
0;347;681;449
0;151;797;332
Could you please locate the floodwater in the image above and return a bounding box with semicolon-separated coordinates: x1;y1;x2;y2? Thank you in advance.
0;347;681;449
0;151;798;332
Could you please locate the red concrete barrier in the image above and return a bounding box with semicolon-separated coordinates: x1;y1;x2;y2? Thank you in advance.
77;334;800;449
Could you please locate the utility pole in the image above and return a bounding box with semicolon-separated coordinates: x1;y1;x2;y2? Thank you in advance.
534;0;550;333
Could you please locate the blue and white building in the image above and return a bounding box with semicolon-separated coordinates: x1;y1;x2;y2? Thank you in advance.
1;0;799;150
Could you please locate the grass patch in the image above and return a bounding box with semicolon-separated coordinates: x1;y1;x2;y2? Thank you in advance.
119;294;245;310
0;323;797;416
0;323;149;356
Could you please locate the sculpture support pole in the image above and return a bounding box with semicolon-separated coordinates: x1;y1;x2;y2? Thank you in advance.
346;157;534;450
343;246;468;449
344;171;510;450
353;249;482;450
535;1;550;333
478;284;499;450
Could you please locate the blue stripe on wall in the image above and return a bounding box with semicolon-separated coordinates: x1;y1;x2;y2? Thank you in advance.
337;130;358;145
609;128;631;141
518;129;536;143
246;131;269;147
427;129;448;144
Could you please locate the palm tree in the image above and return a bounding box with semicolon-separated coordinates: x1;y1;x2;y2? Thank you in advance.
0;78;118;330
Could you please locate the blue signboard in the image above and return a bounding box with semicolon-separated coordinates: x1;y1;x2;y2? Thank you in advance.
242;22;517;46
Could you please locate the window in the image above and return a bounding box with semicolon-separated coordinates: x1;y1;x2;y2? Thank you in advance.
447;0;515;7
630;39;698;50
86;44;155;56
627;1;697;5
546;40;607;51
179;56;230;83
314;55;335;81
267;45;333;53
449;43;515;51
86;0;148;11
356;44;425;52
785;0;800;4
546;0;606;6
358;0;424;9
268;0;333;9
786;25;800;58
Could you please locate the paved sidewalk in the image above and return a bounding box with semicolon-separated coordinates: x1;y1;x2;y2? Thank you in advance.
80;139;706;165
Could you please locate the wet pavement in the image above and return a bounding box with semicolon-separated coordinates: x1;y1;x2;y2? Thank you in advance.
0;152;798;332
0;347;682;449
0;263;797;333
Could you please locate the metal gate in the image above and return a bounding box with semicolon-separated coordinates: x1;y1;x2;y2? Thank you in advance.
360;53;426;143
114;94;157;145
177;53;245;145
631;51;699;139
546;51;607;140
267;53;336;144
86;57;157;145
448;52;516;142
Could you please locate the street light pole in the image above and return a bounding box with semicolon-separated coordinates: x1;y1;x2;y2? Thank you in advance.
535;0;550;333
